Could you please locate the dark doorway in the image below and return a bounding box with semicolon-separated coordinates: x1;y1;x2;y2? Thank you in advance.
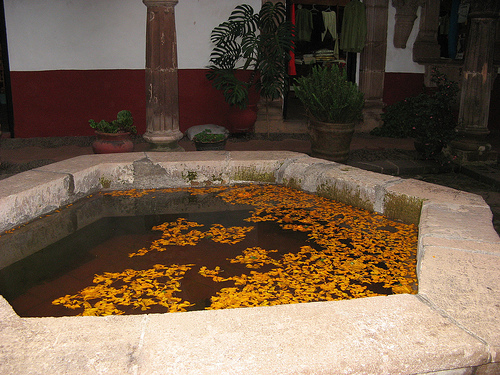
284;0;351;121
0;0;13;137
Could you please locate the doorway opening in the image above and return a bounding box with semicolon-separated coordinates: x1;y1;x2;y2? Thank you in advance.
0;0;14;137
284;0;352;122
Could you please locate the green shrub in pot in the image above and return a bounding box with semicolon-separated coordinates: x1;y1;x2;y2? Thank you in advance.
293;64;364;123
292;65;364;162
89;110;137;134
89;110;136;154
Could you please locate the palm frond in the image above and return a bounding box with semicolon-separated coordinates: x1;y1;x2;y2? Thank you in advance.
229;4;259;35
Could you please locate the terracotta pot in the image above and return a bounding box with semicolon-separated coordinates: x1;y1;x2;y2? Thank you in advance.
309;118;355;162
92;131;134;154
226;105;258;133
413;139;444;159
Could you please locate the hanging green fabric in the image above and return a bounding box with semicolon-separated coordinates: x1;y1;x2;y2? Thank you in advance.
340;0;367;53
295;7;313;42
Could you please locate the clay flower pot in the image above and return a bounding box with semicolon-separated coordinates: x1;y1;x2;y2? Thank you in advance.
309;118;355;163
226;104;258;133
92;131;134;154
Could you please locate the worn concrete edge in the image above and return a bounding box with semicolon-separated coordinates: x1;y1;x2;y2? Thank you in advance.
0;150;498;374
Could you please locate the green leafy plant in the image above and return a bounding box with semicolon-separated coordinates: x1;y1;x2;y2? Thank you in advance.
293;64;364;123
193;129;227;143
206;2;294;109
89;110;137;134
371;69;459;159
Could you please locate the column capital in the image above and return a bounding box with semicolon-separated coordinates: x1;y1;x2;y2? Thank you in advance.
468;0;500;19
391;0;425;48
143;0;178;7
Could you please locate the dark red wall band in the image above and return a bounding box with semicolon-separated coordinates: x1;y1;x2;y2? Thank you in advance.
10;69;430;138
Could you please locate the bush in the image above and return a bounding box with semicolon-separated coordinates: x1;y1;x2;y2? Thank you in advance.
371;69;459;149
293;64;364;123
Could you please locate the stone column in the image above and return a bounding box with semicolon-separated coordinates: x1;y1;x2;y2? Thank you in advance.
413;0;441;62
450;0;499;163
392;0;422;49
358;0;389;132
143;0;184;151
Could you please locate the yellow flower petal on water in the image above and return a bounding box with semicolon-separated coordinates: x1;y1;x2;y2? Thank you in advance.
56;184;417;314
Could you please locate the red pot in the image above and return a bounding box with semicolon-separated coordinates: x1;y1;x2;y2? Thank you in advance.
92;131;134;154
227;104;258;133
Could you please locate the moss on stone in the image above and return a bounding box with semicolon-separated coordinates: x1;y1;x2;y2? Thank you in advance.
182;171;198;182
99;177;112;189
317;183;374;212
384;192;424;225
211;174;225;184
283;177;302;190
233;167;276;183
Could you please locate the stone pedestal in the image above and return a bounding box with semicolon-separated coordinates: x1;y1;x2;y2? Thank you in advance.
450;1;499;164
142;0;184;151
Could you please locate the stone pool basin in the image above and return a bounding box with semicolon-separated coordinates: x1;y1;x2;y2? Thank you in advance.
0;151;499;374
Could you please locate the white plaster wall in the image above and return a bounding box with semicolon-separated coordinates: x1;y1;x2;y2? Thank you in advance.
177;0;261;69
4;0;261;71
385;3;425;74
4;0;145;71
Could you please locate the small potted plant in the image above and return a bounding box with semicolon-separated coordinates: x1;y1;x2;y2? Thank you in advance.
89;110;137;154
293;64;364;162
192;129;228;151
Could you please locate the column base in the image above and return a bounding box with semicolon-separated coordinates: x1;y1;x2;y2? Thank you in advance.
147;141;185;152
143;131;184;152
448;138;498;165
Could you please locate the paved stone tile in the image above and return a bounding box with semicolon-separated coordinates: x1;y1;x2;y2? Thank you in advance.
418;246;500;361
138;295;487;375
421;236;500;255
386;178;489;208
419;203;500;243
0;313;145;375
0;170;73;233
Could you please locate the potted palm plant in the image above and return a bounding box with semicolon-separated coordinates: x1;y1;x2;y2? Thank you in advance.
89;110;136;154
293;65;364;162
206;1;294;133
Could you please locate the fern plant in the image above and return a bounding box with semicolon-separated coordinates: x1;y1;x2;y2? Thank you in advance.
206;2;294;109
293;65;364;123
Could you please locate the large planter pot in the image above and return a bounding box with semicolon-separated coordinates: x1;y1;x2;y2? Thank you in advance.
413;139;444;160
226;105;258;133
309;118;355;163
92;131;134;154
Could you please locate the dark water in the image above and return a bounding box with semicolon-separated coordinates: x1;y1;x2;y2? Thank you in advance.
0;187;414;317
0;191;313;316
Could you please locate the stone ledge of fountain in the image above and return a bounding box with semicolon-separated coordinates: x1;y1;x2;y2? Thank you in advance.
0;150;499;374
